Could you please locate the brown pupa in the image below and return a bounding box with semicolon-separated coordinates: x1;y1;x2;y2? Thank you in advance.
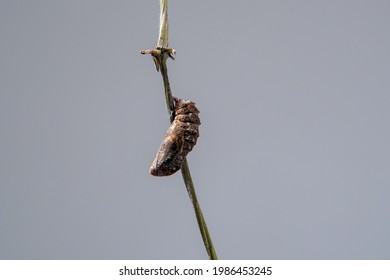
150;96;201;176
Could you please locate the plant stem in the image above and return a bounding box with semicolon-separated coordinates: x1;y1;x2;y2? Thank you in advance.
158;52;175;119
157;0;169;49
181;159;218;260
141;0;218;260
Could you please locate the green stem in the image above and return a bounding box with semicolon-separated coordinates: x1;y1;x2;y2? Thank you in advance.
181;159;218;260
158;51;218;259
158;52;175;119
141;0;218;260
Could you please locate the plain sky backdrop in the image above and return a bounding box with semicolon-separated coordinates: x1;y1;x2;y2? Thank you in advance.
1;1;389;260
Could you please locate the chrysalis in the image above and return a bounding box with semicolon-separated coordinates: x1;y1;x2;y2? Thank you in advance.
150;96;201;176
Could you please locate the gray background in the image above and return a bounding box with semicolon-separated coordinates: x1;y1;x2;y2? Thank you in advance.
1;1;389;260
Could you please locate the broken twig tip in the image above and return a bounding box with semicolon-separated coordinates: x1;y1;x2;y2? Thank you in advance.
140;49;153;55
